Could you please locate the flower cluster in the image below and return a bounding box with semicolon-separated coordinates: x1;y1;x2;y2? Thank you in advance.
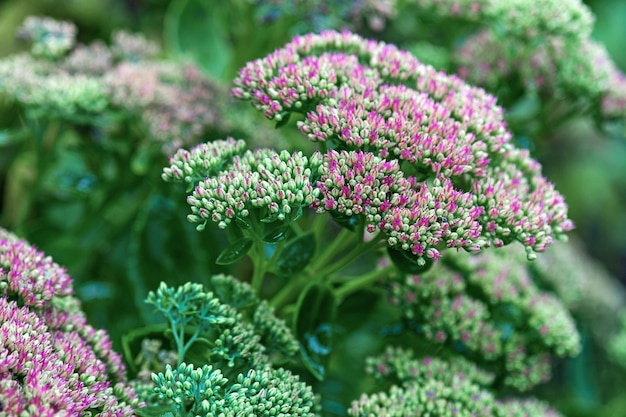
17;15;77;59
350;346;565;417
232;30;573;263
412;0;484;21
413;0;594;39
162;137;248;186
484;0;593;40
141;277;311;414
385;248;581;390
253;0;397;32
0;16;237;153
150;363;319;417
530;240;626;345
145;275;299;371
0;228;139;415
446;0;626;127
455;31;620;102
165;139;321;231
601;68;626;122
0;55;109;117
105;61;224;154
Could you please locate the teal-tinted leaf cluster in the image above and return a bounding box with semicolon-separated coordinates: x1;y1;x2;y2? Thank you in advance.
141;362;319;417
145;276;299;373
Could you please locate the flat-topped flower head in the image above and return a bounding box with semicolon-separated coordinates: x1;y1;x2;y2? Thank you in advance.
186;148;320;230
367;345;495;387
0;229;139;415
485;0;594;40
233;30;573;260
17;16;77;59
0;229;73;308
105;62;223;154
413;0;593;40
152;363;319;417
457;31;615;97
110;30;160;61
353;346;564;416
413;0;485;20
253;0;397;32
162;137;247;185
602;67;626;121
385;248;580;390
497;398;565;417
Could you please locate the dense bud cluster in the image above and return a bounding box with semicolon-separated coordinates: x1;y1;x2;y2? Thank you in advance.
232;30;573;262
0;17;232;154
351;346;565;417
152;363;319;416
0;229;138;415
385;249;581;390
146;275;299;371
17;16;77;59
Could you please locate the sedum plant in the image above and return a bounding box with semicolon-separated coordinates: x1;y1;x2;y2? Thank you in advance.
150;30;581;416
1;2;625;416
0;228;140;415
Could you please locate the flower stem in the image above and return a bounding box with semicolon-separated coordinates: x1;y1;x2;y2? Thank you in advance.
333;264;395;300
309;227;357;273
316;232;385;278
251;238;268;294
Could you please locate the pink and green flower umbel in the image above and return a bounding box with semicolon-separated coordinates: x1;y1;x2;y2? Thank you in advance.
0;229;139;416
229;30;573;264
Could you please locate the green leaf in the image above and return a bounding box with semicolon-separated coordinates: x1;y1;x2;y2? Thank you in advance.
262;224;290;243
293;283;336;380
127;193;219;324
134;405;175;417
276;233;316;277
216;237;253;265
131;145;155;176
329;210;360;231
164;0;232;79
275;111;291;128
387;247;433;274
0;129;27;147
120;324;171;377
235;215;253;230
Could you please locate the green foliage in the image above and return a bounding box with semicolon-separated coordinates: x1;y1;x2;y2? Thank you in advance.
145;277;298;372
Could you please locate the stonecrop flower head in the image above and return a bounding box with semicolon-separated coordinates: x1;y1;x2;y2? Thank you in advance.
0;228;139;415
385;247;581;390
164;138;321;232
232;30;573;263
140;276;314;415
105;61;225;154
530;239;626;345
145;275;299;372
17;15;77;59
0;16;237;154
455;30;621;103
351;346;565;417
413;0;594;40
151;363;319;417
253;0;397;32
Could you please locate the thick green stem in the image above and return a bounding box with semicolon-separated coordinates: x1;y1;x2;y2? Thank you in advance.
309;227;358;273
269;275;307;311
316;232;385;278
250;239;268;294
333;264;396;300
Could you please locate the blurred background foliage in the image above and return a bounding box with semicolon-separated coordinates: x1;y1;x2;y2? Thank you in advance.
1;0;625;416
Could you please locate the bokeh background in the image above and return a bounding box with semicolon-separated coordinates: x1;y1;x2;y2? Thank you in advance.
1;0;625;415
